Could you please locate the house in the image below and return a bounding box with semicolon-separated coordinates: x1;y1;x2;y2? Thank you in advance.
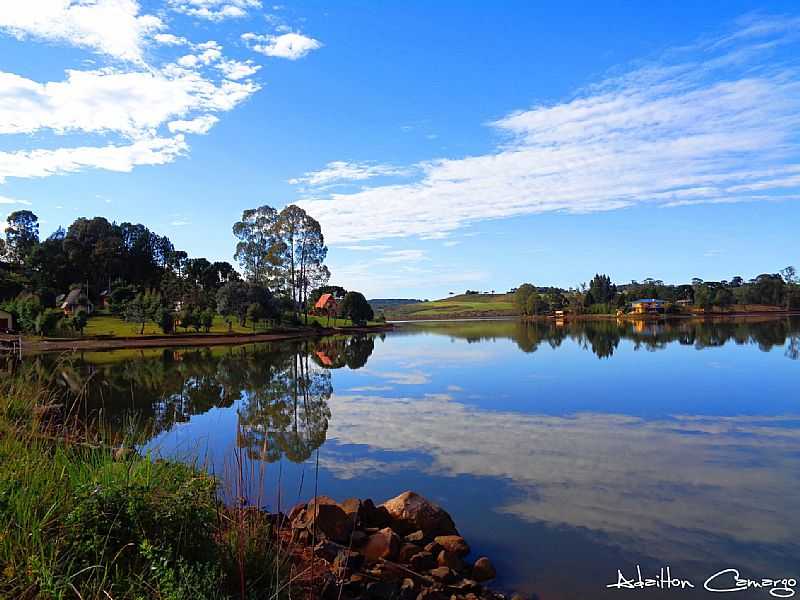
61;288;94;316
313;293;339;317
0;309;14;333
630;299;667;314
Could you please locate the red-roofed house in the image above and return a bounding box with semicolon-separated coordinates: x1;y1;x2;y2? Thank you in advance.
313;293;339;322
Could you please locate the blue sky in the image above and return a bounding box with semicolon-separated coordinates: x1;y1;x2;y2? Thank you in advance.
1;1;799;298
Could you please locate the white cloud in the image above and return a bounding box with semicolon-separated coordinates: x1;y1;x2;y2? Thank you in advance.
289;160;411;186
242;32;322;60
299;18;800;243
167;114;219;134
0;0;164;64
0;136;188;183
216;59;261;81
326;393;800;565
0;68;258;139
169;0;261;21
376;249;426;263
154;33;188;46
0;195;32;205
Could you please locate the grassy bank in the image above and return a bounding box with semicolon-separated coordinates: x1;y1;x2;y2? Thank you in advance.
384;293;518;320
0;377;287;599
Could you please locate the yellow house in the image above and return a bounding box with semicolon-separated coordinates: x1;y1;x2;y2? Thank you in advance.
630;299;667;314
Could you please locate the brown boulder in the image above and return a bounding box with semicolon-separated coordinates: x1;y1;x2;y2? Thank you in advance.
361;498;392;528
429;566;457;583
433;535;470;556
294;497;353;543
409;551;437;571
398;543;420;563
381;492;458;537
363;527;401;562
436;549;464;572
471;557;496;582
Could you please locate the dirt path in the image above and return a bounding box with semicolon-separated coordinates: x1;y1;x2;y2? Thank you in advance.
24;325;393;353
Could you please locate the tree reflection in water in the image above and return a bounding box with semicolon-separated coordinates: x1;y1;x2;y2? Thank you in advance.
22;336;377;460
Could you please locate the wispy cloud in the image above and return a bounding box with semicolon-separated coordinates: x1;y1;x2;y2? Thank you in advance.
375;249;426;263
242;31;322;60
299;16;800;243
169;0;262;21
289;160;410;186
0;195;31;205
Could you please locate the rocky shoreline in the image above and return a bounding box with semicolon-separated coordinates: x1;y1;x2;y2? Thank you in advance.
279;491;517;600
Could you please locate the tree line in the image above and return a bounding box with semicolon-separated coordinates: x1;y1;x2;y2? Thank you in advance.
0;204;372;336
513;269;800;316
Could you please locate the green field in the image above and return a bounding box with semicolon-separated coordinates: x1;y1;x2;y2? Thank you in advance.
81;313;357;338
383;293;519;320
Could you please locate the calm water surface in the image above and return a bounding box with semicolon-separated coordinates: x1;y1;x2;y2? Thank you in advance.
33;318;800;599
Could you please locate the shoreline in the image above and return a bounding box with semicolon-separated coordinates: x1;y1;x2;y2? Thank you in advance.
391;310;800;323
22;324;394;353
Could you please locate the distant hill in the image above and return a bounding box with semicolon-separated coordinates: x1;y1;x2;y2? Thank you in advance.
383;293;518;320
369;298;424;312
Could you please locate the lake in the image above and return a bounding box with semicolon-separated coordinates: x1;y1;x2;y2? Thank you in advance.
30;317;800;599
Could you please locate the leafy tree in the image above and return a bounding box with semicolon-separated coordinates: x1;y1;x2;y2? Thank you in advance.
200;309;214;333
246;302;264;332
155;306;174;334
780;266;797;285
588;274;616;304
70;309;88;336
274;205;328;317
514;283;536;315
339;291;373;325
5;210;40;264
34;308;63;337
216;280;250;326
714;287;735;309
232;206;282;285
125;291;160;334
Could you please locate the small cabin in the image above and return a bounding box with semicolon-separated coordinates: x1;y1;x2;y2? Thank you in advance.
0;309;14;333
313;293;339;316
60;288;94;316
630;299;666;314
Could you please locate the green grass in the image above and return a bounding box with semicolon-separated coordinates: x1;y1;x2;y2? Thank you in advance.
384;293;518;320
0;376;287;599
82;313;361;338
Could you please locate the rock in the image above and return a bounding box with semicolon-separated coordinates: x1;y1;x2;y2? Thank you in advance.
361;498;392;528
366;581;398;600
436;550;464;572
424;541;443;555
434;535;470;557
400;578;416;600
429;566;457;583
287;501;306;522
341;497;362;515
314;540;340;562
399;543;421;563
333;549;364;574
510;594;527;600
382;492;458;537
471;557;496;582
409;551;437;571
453;579;481;594
363;527;401;562
405;530;426;544
351;530;368;546
296;497;353;543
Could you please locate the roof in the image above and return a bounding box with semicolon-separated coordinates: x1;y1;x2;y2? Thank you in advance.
315;293;335;309
62;288;83;306
631;298;666;304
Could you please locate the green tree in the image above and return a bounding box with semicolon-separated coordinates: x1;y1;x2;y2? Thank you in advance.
232;206;282;285
339;291;373;325
514;283;536;316
70;309;88;336
246;302;264;332
5;210;40;264
200;309;214;333
155;306;174;334
589;274;616;304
